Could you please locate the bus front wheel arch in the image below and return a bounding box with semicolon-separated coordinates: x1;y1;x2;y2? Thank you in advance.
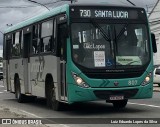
45;75;62;111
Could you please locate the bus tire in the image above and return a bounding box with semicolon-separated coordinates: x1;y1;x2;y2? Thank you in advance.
46;79;62;111
112;99;128;109
15;78;25;103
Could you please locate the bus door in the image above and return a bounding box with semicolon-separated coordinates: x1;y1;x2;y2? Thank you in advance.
23;27;32;94
5;34;12;91
57;15;68;101
6;39;11;91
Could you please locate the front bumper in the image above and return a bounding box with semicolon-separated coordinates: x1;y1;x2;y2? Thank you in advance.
68;83;153;103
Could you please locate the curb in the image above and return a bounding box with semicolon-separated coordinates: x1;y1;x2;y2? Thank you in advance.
153;89;160;92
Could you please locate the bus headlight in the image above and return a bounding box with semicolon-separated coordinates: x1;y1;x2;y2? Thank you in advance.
141;72;152;86
145;76;150;82
72;72;90;88
76;77;83;85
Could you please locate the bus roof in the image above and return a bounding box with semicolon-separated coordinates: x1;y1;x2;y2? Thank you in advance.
69;3;143;10
5;4;69;34
5;3;143;34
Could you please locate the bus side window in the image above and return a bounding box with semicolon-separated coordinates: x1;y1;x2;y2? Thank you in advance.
21;30;23;55
32;24;40;54
40;19;53;53
4;35;12;61
3;36;7;60
57;23;67;60
11;32;21;57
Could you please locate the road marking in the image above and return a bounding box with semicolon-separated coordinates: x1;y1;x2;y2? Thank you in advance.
0;92;3;93
4;90;7;92
19;110;41;118
0;85;4;87
128;102;160;108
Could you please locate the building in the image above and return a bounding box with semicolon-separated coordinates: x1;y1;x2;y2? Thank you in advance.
0;45;2;58
149;0;160;65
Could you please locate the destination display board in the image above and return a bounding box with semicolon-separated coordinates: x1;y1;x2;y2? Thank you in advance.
70;6;146;20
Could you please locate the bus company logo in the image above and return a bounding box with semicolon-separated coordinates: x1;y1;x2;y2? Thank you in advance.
114;81;119;86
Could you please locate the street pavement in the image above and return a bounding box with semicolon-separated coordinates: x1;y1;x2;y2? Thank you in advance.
0;81;68;127
0;106;48;127
1;81;160;127
0;83;39;127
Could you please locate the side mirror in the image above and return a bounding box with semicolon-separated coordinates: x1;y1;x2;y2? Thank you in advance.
151;33;157;53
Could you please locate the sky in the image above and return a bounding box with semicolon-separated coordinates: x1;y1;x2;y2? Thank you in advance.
0;0;158;48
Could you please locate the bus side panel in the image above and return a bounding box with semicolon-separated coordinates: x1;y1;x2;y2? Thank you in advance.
9;59;24;93
30;55;59;98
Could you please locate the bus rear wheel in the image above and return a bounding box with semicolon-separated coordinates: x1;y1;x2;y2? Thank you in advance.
112;99;128;109
46;80;62;111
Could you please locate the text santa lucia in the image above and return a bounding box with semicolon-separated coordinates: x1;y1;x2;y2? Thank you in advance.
95;10;129;18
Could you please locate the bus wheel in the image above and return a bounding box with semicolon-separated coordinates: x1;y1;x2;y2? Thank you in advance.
51;87;63;111
15;78;25;103
112;99;128;109
47;80;62;111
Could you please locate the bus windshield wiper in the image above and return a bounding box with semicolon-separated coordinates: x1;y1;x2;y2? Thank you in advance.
90;19;111;42
116;23;129;41
90;19;116;59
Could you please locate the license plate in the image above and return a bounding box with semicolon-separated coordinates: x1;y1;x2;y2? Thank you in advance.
109;95;124;100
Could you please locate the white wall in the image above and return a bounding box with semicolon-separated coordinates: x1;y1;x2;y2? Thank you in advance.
0;50;2;57
0;45;2;57
153;36;160;65
149;0;160;66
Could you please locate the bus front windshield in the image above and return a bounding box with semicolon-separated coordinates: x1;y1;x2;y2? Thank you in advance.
71;22;150;69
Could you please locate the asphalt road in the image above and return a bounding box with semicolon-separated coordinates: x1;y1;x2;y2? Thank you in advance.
1;81;160;127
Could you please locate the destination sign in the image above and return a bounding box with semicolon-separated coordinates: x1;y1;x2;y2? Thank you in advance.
70;7;144;20
80;10;129;19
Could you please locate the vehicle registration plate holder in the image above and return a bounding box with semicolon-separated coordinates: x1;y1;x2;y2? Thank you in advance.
109;95;124;100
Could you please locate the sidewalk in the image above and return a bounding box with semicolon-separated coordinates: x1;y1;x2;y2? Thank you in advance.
0;105;47;127
0;105;67;127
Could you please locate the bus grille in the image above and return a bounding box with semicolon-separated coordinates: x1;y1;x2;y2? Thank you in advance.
84;72;143;79
94;89;138;99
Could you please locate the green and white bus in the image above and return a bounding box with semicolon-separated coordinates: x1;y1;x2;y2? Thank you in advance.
3;3;157;110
